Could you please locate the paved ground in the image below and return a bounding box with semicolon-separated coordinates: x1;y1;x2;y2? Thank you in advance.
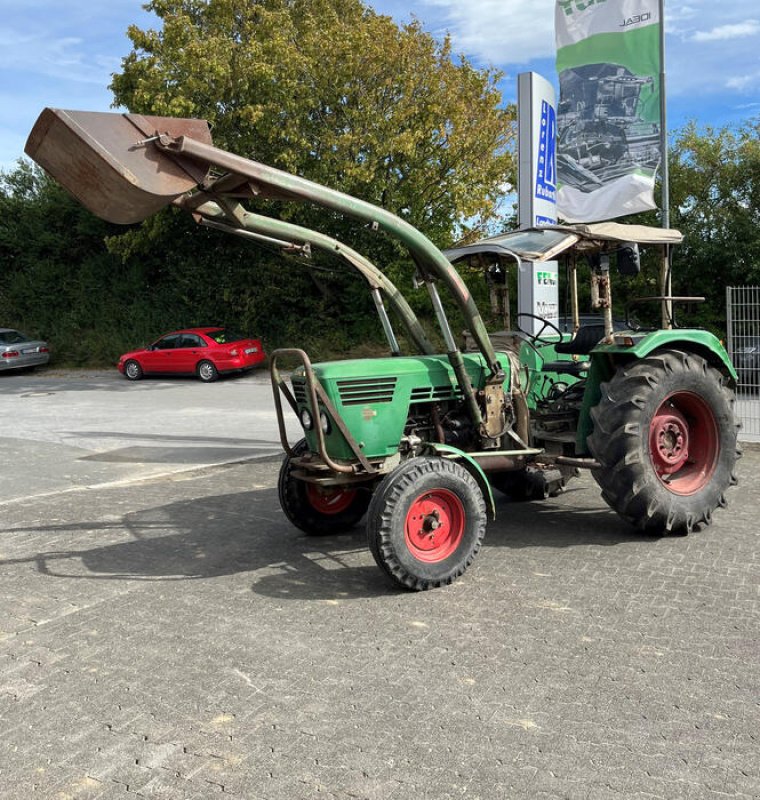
0;369;299;504
1;370;758;799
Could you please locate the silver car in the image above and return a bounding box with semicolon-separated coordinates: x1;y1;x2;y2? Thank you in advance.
0;328;50;372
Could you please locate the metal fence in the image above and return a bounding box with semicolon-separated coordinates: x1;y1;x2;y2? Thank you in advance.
726;286;760;441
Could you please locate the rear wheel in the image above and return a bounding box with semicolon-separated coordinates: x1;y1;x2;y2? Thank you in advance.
278;440;370;535
124;359;143;381
588;349;740;534
367;457;486;591
197;360;219;382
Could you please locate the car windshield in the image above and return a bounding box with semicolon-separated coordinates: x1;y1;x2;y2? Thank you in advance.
0;330;30;345
206;329;246;344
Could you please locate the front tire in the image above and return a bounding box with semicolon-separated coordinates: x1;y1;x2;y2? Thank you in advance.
367;457;487;591
588;349;740;534
124;359;143;381
278;440;371;536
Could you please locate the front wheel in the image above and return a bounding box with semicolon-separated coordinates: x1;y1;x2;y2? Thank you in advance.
278;440;371;535
196;360;219;382
366;457;487;591
124;359;143;381
588;349;740;534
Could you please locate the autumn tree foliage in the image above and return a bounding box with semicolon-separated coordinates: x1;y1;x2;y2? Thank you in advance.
111;0;515;241
64;0;510;354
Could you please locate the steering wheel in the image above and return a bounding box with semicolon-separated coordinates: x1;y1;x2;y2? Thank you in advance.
515;313;564;347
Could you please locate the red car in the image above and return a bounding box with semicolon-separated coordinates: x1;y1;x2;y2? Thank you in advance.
118;327;266;382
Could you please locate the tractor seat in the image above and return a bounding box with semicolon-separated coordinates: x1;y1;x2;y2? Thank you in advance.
540;324;605;376
540;358;590;377
553;324;606;355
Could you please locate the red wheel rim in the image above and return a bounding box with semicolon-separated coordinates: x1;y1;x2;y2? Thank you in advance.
405;489;465;563
648;391;719;495
306;484;357;514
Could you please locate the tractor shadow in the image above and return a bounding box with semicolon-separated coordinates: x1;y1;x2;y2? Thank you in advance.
0;487;389;599
0;481;649;601
485;483;655;550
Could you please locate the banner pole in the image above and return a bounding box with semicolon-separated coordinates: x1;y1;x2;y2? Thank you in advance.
658;0;673;328
659;0;670;229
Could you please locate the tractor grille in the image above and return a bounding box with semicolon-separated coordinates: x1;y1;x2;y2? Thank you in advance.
336;377;397;405
291;378;307;404
410;384;461;403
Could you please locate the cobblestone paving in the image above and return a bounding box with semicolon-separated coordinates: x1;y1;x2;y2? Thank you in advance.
1;449;758;799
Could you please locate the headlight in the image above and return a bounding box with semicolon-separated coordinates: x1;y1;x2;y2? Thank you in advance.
300;409;313;430
319;411;332;434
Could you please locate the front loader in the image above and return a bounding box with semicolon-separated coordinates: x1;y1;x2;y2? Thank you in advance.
26;108;741;590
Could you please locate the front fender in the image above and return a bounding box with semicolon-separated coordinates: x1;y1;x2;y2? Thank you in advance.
424;443;496;519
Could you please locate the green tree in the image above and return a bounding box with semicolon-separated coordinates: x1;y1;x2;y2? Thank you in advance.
0;162;182;364
667;118;760;328
111;0;514;240
6;1;518;364
612;119;760;334
108;0;515;351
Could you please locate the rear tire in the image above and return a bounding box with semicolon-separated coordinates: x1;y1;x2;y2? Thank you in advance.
367;457;486;591
588;349;740;534
197;360;219;382
278;440;371;535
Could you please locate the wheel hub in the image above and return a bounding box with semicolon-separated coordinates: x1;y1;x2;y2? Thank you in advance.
651;407;689;473
648;391;720;495
306;484;357;515
405;490;465;563
422;511;441;532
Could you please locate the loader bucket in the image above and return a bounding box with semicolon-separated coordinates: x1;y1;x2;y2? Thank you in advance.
25;108;213;224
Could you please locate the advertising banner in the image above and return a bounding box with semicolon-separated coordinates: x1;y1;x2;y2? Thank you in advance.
517;73;559;332
517;72;558;228
555;0;662;222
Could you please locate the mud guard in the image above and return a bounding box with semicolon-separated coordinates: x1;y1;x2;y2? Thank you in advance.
577;329;738;454
424;443;496;519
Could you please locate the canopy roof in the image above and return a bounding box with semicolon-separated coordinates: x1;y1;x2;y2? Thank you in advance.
445;222;683;264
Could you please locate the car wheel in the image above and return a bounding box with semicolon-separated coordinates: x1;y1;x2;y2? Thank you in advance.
196;360;219;382
124;359;143;381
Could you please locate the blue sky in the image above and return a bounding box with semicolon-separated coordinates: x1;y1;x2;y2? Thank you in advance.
1;0;759;171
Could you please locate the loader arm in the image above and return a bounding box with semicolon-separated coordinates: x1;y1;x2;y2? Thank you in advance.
25;107;502;430
158;133;500;374
189;199;436;356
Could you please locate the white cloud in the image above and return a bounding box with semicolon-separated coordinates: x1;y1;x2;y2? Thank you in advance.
692;20;760;42
726;71;760;91
0;28;117;84
420;0;556;64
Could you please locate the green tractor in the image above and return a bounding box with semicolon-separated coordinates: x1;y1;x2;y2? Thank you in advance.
27;109;741;590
